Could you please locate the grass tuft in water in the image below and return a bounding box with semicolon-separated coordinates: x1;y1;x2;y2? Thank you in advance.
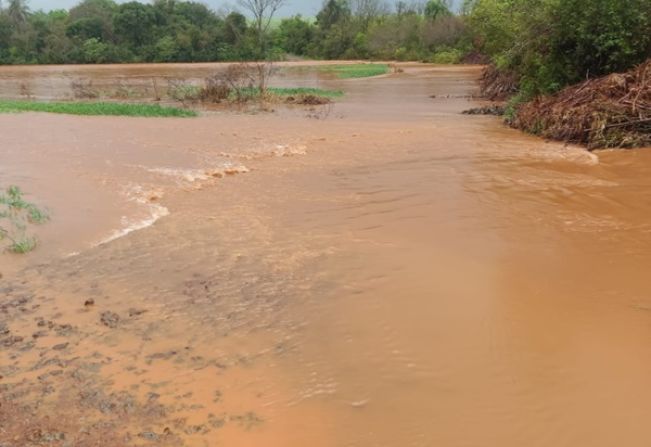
0;100;197;117
8;237;38;254
0;185;49;254
320;64;390;79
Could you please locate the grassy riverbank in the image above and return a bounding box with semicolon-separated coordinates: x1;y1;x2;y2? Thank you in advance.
0;100;197;117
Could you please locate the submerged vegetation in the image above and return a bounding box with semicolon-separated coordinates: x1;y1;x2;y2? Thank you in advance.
166;62;344;106
0;100;197;117
233;87;344;103
320;64;390;79
0;186;48;254
264;87;343;98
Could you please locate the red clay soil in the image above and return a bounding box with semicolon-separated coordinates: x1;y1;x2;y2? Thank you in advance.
511;59;651;150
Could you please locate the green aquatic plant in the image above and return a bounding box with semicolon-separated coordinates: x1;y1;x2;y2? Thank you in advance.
0;186;49;254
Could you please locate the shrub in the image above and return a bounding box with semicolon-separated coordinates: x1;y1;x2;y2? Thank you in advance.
430;48;463;64
467;0;651;96
167;81;201;103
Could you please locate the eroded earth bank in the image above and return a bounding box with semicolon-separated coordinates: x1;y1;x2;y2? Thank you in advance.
3;64;651;447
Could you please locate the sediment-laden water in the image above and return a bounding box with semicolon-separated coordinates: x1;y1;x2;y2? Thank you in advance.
2;63;651;446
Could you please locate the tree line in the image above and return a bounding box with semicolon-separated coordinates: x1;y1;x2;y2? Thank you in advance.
0;0;466;64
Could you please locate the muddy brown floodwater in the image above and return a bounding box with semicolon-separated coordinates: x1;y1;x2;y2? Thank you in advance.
2;62;651;447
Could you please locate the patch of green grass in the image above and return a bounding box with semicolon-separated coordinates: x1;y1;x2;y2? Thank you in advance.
0;100;197;117
320;64;390;79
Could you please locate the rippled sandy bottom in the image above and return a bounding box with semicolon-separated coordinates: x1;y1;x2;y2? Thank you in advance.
3;64;651;446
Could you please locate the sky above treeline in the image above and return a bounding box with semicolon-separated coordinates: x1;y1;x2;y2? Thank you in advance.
27;0;461;16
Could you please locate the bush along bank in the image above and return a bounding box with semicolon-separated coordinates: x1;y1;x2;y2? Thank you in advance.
507;60;651;150
465;0;651;149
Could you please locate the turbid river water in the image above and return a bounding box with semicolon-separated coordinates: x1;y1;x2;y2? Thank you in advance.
2;63;651;446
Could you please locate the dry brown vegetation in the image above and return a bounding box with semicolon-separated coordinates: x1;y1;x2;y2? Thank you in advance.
511;59;651;149
479;64;519;101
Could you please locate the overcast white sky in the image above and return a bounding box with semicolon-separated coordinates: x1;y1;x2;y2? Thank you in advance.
27;0;461;16
28;0;324;16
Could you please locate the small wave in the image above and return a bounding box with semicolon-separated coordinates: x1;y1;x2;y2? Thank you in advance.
147;167;212;182
220;143;308;160
271;144;308;157
145;162;250;184
98;184;169;246
530;144;600;166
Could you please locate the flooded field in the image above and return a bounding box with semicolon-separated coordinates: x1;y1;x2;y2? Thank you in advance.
0;61;343;102
2;62;651;446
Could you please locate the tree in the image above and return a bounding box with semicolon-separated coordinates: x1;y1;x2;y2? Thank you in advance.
7;0;28;27
551;0;651;80
66;17;106;41
351;0;389;30
276;15;314;56
424;0;450;20
395;1;426;16
69;0;117;42
466;0;651;95
237;0;285;58
113;1;156;49
223;11;247;45
316;0;351;31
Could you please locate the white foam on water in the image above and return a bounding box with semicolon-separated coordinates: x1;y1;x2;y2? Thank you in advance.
271;144;308;157
98;184;170;246
99;203;170;245
530;144;600;165
97;161;250;247
145;162;250;184
220;143;308;160
146;167;211;182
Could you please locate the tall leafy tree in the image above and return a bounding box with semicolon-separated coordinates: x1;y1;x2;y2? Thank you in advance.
424;0;450;20
276;15;314;55
113;1;156;48
7;0;28;27
316;0;351;30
